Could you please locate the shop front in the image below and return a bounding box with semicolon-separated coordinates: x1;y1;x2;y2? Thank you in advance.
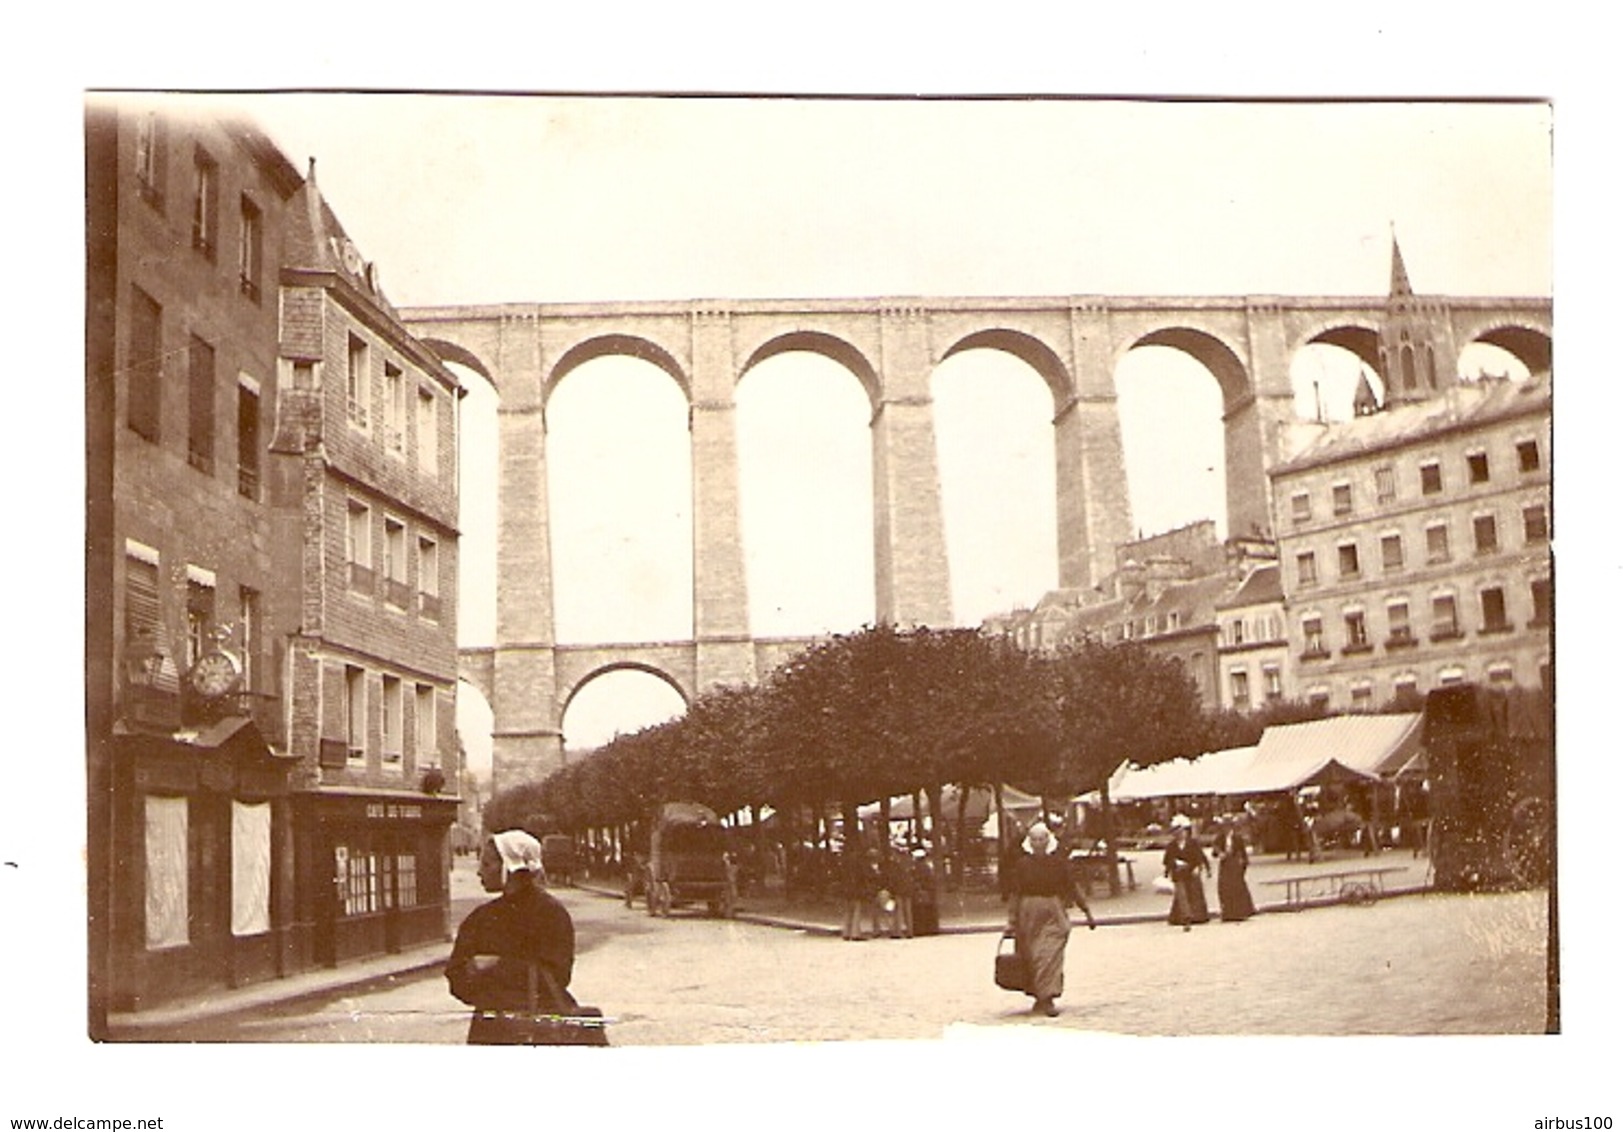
291;789;458;970
110;716;299;1013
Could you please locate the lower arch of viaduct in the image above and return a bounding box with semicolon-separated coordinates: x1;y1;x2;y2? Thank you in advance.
412;294;1552;791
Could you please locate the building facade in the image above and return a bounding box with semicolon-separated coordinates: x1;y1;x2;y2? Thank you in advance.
90;103;306;1013
88;102;463;1016
1270;374;1552;712
1212;563;1290;711
273;168;465;970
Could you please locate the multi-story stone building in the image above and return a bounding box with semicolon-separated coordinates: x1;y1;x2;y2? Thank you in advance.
985;522;1282;712
89;102;306;1014
1212;562;1290;711
87;101;462;1017
1270;373;1552;712
273;165;464;970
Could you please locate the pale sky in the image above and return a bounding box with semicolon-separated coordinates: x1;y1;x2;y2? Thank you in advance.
195;94;1555;758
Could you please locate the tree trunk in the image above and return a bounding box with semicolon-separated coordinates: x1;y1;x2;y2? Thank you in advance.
924;783;946;905
879;795;893;846
1100;781;1123;897
992;781;1009;895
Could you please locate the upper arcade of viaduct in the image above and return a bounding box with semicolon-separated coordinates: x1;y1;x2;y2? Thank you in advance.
403;291;1551;786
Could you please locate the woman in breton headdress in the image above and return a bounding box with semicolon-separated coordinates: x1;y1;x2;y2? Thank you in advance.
1162;815;1212;931
446;829;578;1044
1004;820;1096;1017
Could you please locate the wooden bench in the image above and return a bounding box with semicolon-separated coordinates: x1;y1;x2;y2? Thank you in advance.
1261;865;1409;910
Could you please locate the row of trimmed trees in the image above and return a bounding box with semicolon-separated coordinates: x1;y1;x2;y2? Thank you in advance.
485;625;1328;894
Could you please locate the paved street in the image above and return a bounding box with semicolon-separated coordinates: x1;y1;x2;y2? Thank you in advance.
139;879;1549;1044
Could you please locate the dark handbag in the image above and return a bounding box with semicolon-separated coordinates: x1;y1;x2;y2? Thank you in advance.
994;931;1027;993
472;963;609;1046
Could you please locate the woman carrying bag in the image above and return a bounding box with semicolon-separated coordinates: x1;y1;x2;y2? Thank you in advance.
1003;821;1096;1017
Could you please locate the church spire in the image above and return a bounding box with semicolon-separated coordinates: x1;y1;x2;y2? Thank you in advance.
1388;223;1414;298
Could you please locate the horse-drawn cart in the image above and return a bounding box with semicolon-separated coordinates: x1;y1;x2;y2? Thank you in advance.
634;802;737;918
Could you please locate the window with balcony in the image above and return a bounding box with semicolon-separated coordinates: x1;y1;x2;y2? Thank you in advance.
1332;483;1353;516
1425;522;1451;564
417;536;440;620
346;500;373;593
1517;439;1541;473
1480;586;1510;633
416;685;438;767
1262;664;1283;702
1432;593;1461;641
383;517;408;609
1301;615;1326;658
344;666;367;763
382;675;403;766
1473;513;1500;555
1386;600;1414;647
1343;609;1370;653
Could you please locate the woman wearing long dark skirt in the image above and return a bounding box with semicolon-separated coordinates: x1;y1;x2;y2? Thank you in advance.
1161;816;1211;931
1006;821;1095;1017
1214;821;1256;922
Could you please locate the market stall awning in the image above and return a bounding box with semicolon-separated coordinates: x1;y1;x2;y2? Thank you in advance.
1224;713;1422;794
1109;745;1258;801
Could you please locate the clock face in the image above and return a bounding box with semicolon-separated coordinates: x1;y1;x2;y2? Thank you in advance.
189;651;242;698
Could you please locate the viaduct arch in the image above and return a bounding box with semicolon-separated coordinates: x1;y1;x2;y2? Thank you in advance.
410;292;1551;789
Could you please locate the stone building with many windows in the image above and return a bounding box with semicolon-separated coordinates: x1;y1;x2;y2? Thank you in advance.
1270;373;1551;712
273;164;464;970
87;102;462;1018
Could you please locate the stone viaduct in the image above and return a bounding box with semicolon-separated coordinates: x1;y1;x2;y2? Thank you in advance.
402;293;1552;789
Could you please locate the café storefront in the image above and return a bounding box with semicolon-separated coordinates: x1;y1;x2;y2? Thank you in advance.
291;788;458;969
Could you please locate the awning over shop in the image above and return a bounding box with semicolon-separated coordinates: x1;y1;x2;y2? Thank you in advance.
1108;745;1258;801
1102;713;1424;800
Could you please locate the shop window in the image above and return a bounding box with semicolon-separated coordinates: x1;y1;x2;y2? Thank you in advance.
144;795;189;950
339;846;380;916
397;854;418;908
231;801;271;937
